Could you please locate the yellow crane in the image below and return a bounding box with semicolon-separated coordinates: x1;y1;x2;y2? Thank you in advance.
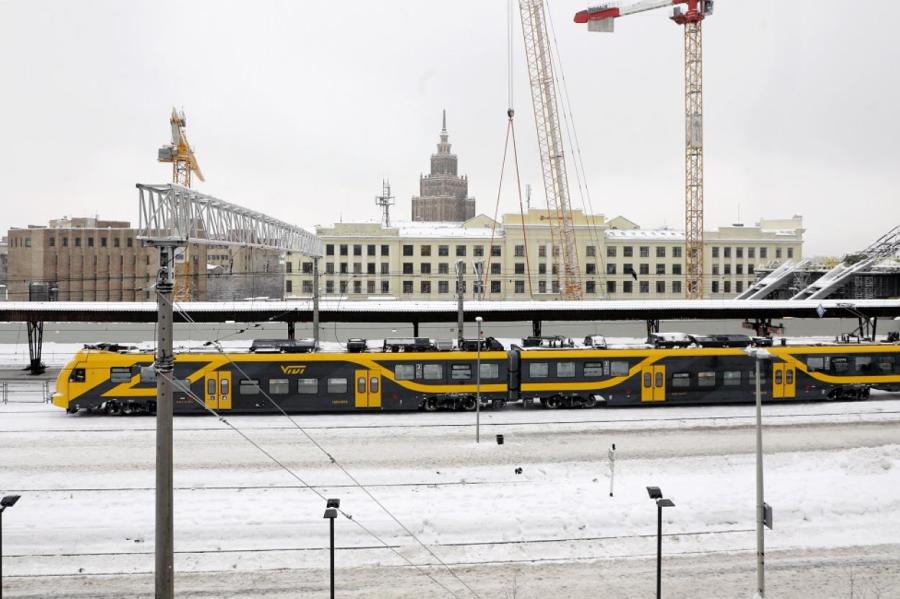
158;108;205;300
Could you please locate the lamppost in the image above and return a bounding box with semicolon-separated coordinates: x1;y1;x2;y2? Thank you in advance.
1;494;22;599
323;498;339;599
475;316;483;444
646;486;675;599
743;346;774;598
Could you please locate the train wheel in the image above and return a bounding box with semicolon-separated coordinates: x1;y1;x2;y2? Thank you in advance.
423;398;439;412
462;397;477;411
542;397;561;409
582;396;597;409
105;401;121;416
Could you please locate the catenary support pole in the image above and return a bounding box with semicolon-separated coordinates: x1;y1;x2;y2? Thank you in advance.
329;516;335;599
755;356;765;597
456;260;465;344
155;243;177;599
475;316;482;443
656;502;662;599
313;256;320;349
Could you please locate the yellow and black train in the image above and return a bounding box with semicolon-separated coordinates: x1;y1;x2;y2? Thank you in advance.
51;335;900;415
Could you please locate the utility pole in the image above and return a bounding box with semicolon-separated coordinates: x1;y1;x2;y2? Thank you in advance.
153;242;177;599
313;256;320;349
456;260;465;345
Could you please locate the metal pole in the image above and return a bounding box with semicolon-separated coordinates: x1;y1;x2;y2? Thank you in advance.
657;502;662;599
329;516;335;599
1;509;4;599
155;243;176;599
456;260;464;345
755;356;765;597
475;317;482;443
313;256;320;349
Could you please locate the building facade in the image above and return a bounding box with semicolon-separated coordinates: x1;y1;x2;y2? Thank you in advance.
283;211;804;301
410;111;476;222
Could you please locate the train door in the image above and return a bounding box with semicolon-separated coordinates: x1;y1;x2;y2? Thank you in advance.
354;370;382;408
204;371;232;410
772;363;796;399
641;365;666;402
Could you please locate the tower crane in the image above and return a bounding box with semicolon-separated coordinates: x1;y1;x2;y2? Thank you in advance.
519;0;582;299
575;0;714;299
158;108;205;300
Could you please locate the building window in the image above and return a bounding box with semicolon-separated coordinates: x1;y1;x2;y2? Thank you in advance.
339;244;348;256
787;247;794;259
353;281;361;294
623;246;633;257
490;281;501;293
711;281;719;294
724;264;731;275
586;263;596;275
402;263;413;274
538;280;547;293
326;262;335;274
473;245;484;257
748;247;756;259
656;246;665;258
421;281;431;294
326;280;335;293
515;280;525;293
421;245;431;257
402;244;413;256
456;245;466;257
606;281;616;294
352;244;361;256
606;264;616;275
656;281;665;293
48;237;55;247
127;237;133;248
724;280;732;293
639;246;649;258
88;237;95;247
367;244;376;256
623;281;633;294
760;247;768;259
640;281;649;293
285;280;293;293
586;281;596;294
340;263;348;274
421;263;431;274
538;245;547;258
326;244;335;256
340;281;347;293
672;264;682;275
736;281;744;293
303;281;313;294
62;237;68;247
656;264;665;275
672;246;682;258
639;264;649;275
724;247;732;258
367;263;375;275
736;247;744;259
438;245;449;256
748;264;755;275
672;280;682;294
538;263;547;275
491;245;501;257
712;264;720;275
381;244;390;256
736;264;743;275
438;262;449;274
381;263;389;275
607;246;617;258
514;245;525;257
75;237;81;247
490;263;501;275
381;281;390;293
712;246;719;258
403;281;413;294
624;264;634;277
586;245;596;257
438;280;449;294
299;262;311;274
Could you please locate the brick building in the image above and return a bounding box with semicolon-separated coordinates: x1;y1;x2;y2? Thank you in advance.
410;111;476;222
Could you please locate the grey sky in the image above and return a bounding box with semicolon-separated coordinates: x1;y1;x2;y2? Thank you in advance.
1;0;897;256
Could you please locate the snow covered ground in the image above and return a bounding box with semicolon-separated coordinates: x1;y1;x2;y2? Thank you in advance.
2;393;900;597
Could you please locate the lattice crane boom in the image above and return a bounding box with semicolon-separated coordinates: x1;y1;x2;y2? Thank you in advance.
519;0;582;299
575;0;713;299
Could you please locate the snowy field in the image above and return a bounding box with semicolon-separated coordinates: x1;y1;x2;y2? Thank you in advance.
2;388;900;598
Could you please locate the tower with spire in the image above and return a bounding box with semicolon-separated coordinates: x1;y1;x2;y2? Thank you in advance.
411;110;476;222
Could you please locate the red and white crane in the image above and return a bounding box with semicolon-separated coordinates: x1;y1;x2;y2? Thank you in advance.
575;0;714;299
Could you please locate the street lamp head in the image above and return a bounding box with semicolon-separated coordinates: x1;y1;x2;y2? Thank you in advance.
657;498;675;508
323;508;338;519
475;316;483;323
743;346;773;360
1;494;21;508
646;486;662;500
326;498;340;509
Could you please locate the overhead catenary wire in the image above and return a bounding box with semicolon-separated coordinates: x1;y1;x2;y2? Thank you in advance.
165;295;484;599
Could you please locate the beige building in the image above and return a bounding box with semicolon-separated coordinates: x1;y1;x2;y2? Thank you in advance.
284;211;804;301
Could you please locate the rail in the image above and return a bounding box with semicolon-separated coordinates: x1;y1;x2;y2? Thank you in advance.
0;380;52;404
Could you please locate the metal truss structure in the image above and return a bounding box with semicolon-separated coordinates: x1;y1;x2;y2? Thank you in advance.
682;18;705;298
137;183;323;256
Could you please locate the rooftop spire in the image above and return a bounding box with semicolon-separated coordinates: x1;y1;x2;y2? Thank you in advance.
442;108;447;134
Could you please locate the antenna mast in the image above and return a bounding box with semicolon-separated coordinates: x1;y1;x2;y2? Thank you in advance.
375;180;395;227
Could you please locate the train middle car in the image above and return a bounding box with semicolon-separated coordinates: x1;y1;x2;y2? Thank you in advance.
51;342;900;414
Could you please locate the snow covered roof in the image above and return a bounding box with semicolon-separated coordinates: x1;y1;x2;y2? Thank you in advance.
605;229;685;241
394;221;501;239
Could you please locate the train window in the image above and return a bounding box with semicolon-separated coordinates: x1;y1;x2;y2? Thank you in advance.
610;361;629;376
855;356;872;372
395;364;415;380
557;362;576;378
697;372;716;387
877;357;895;373
298;378;318;394
327;378;348;394
480;363;500;379
207;379;216;395
806;356;829;372
785;370;794;385
723;371;742;386
671;373;690;388
110;367;132;383
831;358;849;373
584;362;605;377
140;367;156;383
220;379;229;396
643;372;652;387
269;379;289;395
774;370;783;385
240;379;261;395
423;364;443;380
370;377;379;393
69;368;86;383
357;376;366;393
530;362;549;378
451;364;472;379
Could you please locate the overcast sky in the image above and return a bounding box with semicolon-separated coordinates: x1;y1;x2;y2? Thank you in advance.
1;0;898;256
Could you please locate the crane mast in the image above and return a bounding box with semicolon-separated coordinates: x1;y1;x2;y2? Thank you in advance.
575;0;712;298
519;0;582;299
